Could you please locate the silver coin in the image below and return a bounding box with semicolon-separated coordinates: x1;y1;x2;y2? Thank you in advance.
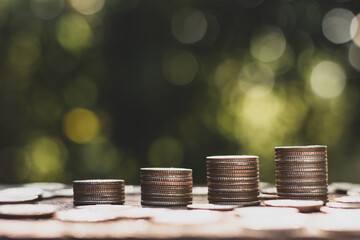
187;203;238;211
0;195;39;204
0;187;43;197
0;204;57;218
23;182;66;191
259;193;278;200
261;187;277;194
264;199;324;212
329;182;359;194
56;209;120;222
234;206;299;216
152;210;222;225
326;201;360;209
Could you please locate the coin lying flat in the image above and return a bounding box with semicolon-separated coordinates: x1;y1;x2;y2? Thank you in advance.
56;209;120;222
187;204;238;211
23;182;66;191
259;193;278;200
326;201;360;209
335;196;360;204
320;206;360;214
234;206;299;217
152;210;222;225
264;199;324;212
0;204;57;218
0;187;43;197
0;195;39;204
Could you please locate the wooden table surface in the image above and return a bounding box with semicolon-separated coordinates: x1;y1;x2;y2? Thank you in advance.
0;186;359;240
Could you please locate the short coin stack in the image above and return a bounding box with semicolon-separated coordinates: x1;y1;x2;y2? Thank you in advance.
206;155;260;206
73;179;125;205
140;168;193;206
275;145;328;202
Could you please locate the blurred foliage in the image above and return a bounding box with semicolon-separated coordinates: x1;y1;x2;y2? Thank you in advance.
0;0;360;184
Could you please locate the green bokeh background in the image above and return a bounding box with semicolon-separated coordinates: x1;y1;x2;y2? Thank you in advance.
0;0;360;185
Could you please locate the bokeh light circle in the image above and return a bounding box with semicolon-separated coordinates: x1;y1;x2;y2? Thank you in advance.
171;7;208;44
70;0;105;15
349;43;360;72
63;108;100;144
351;13;360;46
250;26;286;62
238;62;275;98
162;50;198;86
310;61;346;99
322;8;355;44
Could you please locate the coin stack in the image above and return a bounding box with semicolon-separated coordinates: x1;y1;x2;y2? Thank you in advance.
73;179;125;205
206;155;260;206
275;145;328;202
140;168;193;206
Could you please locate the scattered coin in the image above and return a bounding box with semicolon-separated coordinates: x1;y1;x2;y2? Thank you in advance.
264;199;324;212
240;214;306;232
347;187;360;196
56;209;120;222
320;206;360;214
23;182;66;191
0;195;39;204
0;187;44;198
326;201;360;209
187;204;238;211
329;182;360;194
234;206;299;217
140;168;192;206
152;210;222;225
259;193;278;200
0;204;57;218
261;187;277;195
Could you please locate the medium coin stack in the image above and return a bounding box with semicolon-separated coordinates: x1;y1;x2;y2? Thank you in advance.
73;179;125;205
206;155;260;206
140;168;193;206
275;145;328;202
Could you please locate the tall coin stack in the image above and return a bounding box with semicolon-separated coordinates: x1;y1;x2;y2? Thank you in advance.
206;155;260;206
275;145;328;202
140;168;193;206
73;179;125;205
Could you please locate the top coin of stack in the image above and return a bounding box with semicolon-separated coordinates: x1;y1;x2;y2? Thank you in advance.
206;155;260;206
140;168;193;206
275;145;328;202
73;179;125;205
